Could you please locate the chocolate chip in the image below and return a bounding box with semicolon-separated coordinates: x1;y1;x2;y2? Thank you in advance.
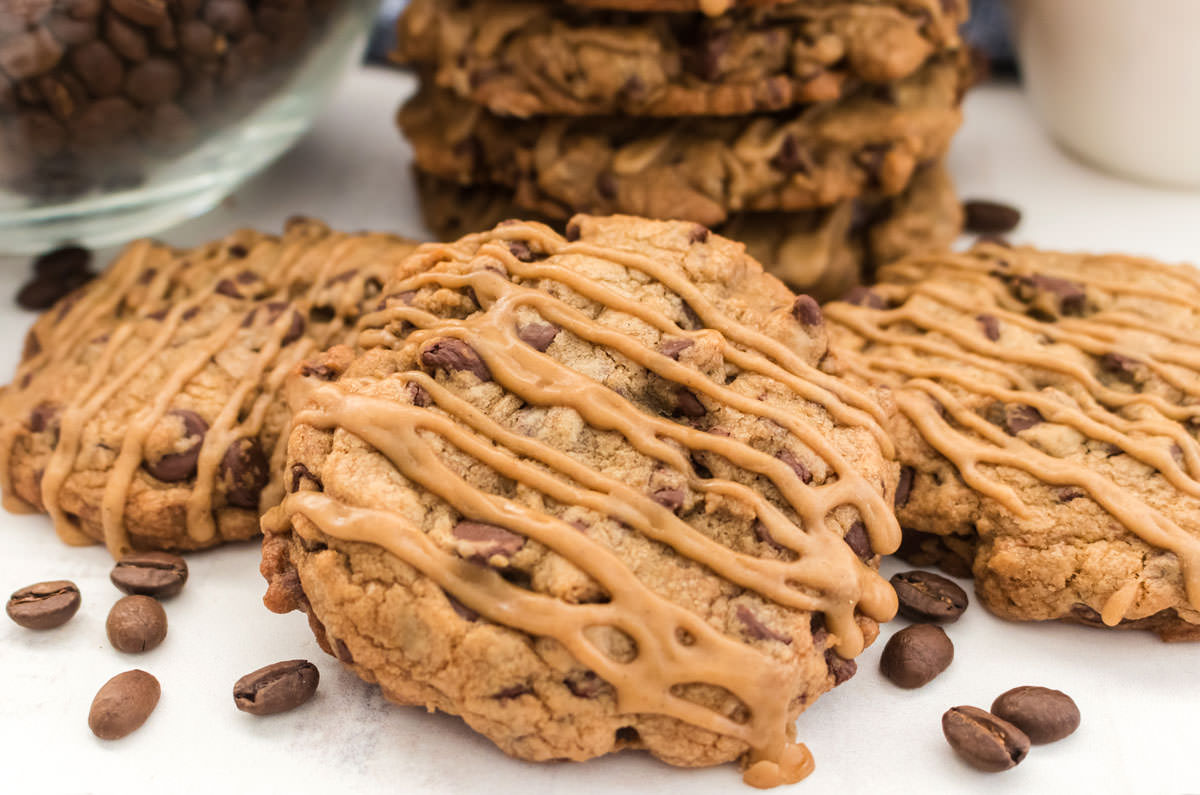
564;221;581;242
6;580;81;629
651;488;685;512
754;520;784;551
976;314;1001;341
565;671;604;698
1030;274;1086;316
1004;404;1043;434
227;243;248;258
735;604;791;644
325;268;358;285
29;402;58;433
517;322;559;352
111;551;188;598
688;224;709;244
288;462;323;493
661;338;693;359
895;466;915;508
880;624;953;688
825;650;857;685
220;437;268;509
963;200;1022;235
298;362;336;380
776;449;813;485
843;521;872;561
421;339;492;382
280;310;305;346
770;134;811;175
493;684;532;700
842;286;886;310
452;520;524;562
674;387;706;418
507;240;536;262
690;28;730;81
1056;487;1085;503
143;409;207;482
233;660;319;716
89;670;160;739
595;172;617;200
106;594;167;653
215;278;241;297
991;686;1080;745
1098;352;1141;384
891;570;968;623
942;705;1030;772
406;381;432;408
792;295;822;326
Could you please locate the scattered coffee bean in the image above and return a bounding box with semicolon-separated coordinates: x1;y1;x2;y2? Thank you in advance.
891;570;969;623
880;623;953;688
6;580;81;629
233;660;319;715
16;268;93;310
963;200;1022;235
106;595;167;653
110;551;188;598
88;669;160;740
942;705;1030;772
991;686;1080;744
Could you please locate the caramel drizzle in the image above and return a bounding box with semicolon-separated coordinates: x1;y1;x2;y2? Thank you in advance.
0;227;413;557
273;220;901;787
827;249;1200;622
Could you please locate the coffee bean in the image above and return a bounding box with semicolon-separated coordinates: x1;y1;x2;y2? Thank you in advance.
89;669;160;739
879;623;953;688
963;200;1022;235
111;0;168;27
32;244;91;280
991;686;1080;744
233;660;319;715
6;579;81;629
106;595;167;653
111;550;187;597
942;705;1030;772
16;271;90;310
891;570;969;623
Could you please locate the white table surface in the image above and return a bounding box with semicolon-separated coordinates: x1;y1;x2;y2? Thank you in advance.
2;66;1199;795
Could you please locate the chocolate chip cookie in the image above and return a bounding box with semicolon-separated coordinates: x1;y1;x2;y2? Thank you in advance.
0;219;418;556
397;0;965;117
568;0;962;18
825;242;1200;640
398;55;964;227
414;163;961;302
261;215;903;783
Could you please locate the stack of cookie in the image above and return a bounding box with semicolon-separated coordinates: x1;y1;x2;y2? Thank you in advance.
394;0;970;300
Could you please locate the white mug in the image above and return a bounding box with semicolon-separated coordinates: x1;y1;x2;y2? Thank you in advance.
1008;0;1200;187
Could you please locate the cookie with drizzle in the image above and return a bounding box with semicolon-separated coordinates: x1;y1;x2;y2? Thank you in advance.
826;242;1200;640
0;219;418;556
262;215;901;785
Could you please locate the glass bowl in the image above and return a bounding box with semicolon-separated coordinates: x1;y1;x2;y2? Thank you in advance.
0;0;378;252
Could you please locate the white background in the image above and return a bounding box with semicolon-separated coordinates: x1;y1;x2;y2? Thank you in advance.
1;68;1199;794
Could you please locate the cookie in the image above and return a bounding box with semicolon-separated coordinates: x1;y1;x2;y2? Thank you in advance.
414;163;961;302
568;0;961;18
261;215;902;783
398;55;964;227
0;219;419;556
825;243;1200;640
397;0;965;117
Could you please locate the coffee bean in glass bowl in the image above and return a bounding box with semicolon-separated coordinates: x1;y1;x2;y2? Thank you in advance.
0;0;379;253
